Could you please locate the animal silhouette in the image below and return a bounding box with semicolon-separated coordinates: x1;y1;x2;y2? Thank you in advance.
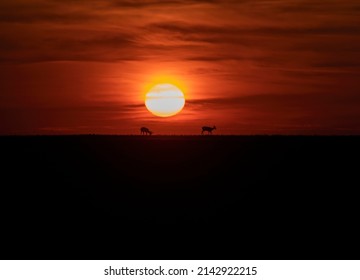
140;127;152;135
202;125;216;135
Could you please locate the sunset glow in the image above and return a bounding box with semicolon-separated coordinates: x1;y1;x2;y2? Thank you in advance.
0;0;359;135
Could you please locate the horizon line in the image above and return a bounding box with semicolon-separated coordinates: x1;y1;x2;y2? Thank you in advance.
0;134;359;137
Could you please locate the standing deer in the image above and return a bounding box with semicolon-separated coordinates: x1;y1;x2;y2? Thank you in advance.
201;125;216;135
140;127;152;135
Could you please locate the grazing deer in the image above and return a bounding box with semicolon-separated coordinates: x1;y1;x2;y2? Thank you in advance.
140;127;152;135
201;125;216;135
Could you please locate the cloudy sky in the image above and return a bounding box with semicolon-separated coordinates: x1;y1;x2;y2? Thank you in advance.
1;0;359;134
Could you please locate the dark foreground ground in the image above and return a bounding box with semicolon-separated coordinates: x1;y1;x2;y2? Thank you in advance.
0;135;359;259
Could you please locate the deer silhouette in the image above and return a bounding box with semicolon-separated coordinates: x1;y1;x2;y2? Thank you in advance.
201;125;216;135
140;127;152;135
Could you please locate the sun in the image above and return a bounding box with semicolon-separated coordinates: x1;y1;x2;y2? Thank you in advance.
145;83;185;117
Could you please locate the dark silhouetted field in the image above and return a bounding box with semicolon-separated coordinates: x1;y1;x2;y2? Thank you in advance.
1;135;359;259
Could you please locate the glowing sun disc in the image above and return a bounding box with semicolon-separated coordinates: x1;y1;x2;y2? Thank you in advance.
145;83;185;117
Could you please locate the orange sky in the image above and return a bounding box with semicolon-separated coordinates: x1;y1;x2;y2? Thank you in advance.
1;0;360;135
